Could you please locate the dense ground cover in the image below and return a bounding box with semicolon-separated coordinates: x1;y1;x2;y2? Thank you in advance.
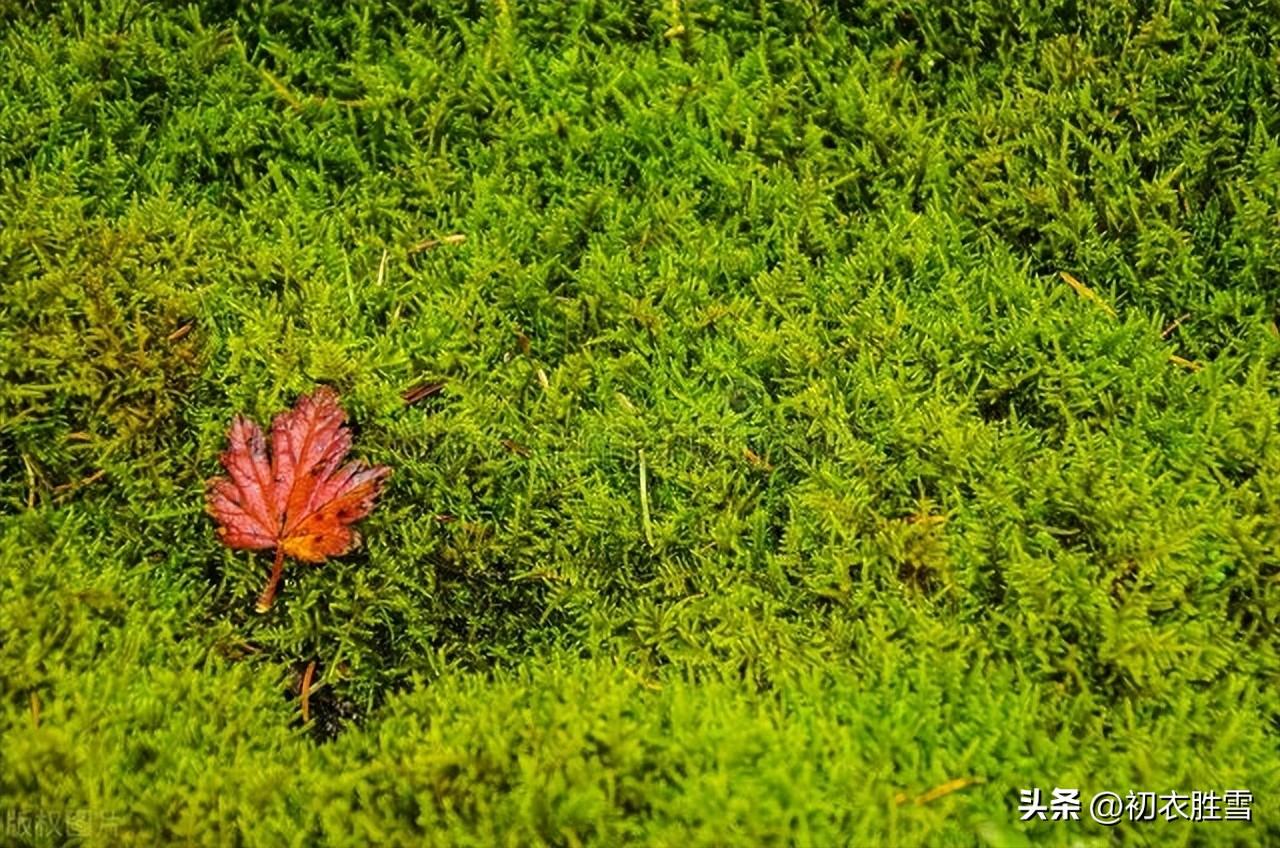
2;1;1279;844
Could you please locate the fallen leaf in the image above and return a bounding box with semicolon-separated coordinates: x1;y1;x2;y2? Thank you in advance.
206;387;391;612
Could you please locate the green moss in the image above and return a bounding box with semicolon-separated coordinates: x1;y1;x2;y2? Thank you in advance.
2;1;1279;845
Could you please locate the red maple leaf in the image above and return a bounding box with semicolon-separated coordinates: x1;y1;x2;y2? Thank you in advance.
206;387;391;612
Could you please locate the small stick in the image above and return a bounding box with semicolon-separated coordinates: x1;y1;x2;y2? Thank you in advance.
258;66;303;111
256;66;367;110
915;776;985;805
166;321;194;342
300;661;316;724
52;468;106;496
1161;312;1191;338
639;449;654;547
22;454;36;509
743;447;773;472
30;692;40;728
255;548;286;613
408;233;466;254
402;380;446;405
501;438;530;457
895;776;985;806
1059;271;1117;317
623;667;663;690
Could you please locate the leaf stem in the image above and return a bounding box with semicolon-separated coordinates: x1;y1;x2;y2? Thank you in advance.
256;548;286;613
300;660;316;723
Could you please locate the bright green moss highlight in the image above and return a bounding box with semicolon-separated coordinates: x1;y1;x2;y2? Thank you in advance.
2;1;1279;845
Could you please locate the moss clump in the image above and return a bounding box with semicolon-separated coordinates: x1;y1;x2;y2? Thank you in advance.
2;1;1278;845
